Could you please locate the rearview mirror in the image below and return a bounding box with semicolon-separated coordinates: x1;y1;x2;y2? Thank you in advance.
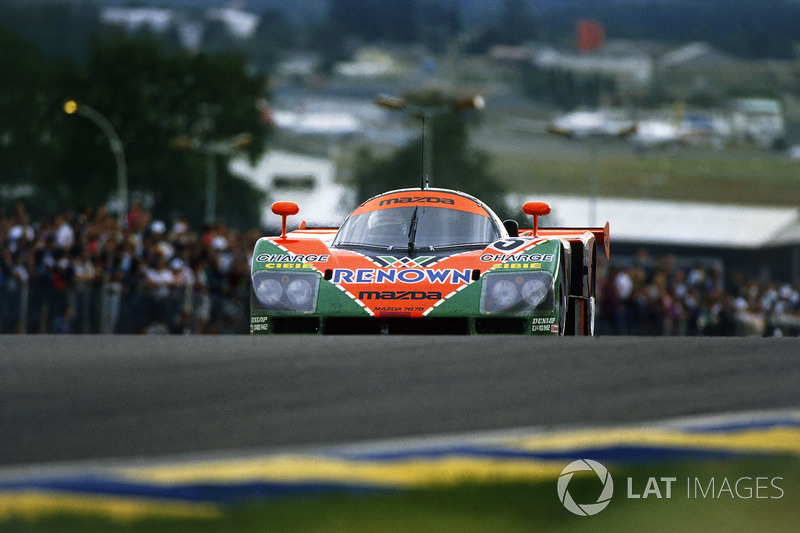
522;201;551;237
272;201;299;239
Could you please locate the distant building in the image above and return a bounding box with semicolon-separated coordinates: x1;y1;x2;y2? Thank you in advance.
488;45;533;64
511;193;800;283
532;41;654;93
275;53;322;81
100;8;174;33
99;6;260;50
729;98;785;148
333;47;407;79
659;42;735;71
229;151;353;228
656;42;738;98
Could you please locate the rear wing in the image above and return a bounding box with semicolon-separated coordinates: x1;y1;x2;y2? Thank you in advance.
521;222;610;260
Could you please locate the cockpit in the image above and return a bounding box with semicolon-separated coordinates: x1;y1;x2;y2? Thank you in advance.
333;191;504;252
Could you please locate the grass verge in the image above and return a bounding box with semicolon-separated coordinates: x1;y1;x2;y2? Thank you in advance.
488;143;800;206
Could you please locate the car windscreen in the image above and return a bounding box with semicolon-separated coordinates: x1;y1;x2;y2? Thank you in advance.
333;206;501;250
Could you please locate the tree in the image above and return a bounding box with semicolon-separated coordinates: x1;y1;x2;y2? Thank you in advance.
52;35;269;228
353;91;514;221
0;29;66;218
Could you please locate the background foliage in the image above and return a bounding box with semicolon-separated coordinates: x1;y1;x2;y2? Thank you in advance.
0;29;268;228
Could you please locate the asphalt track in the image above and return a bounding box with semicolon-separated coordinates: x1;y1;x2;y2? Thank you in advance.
1;336;798;466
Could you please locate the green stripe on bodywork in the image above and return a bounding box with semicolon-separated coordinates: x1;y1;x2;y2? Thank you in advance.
316;280;372;316
425;282;482;317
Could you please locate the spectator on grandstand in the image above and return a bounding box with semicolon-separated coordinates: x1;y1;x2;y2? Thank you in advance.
597;253;800;336
0;202;255;334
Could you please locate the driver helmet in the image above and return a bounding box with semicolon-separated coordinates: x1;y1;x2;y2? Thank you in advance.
368;209;407;237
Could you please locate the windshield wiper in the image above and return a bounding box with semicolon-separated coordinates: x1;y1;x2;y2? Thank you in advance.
407;206;419;255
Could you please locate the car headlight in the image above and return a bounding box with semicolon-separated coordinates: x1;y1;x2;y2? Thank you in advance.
490;279;518;308
252;271;319;312
254;277;282;306
286;278;314;307
522;277;549;307
481;271;554;313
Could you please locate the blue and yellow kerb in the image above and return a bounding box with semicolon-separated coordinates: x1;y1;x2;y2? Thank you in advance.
1;412;798;521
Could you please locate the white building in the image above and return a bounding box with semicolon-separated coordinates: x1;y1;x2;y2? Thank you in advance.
532;41;654;93
100;7;260;51
230;151;353;228
730;98;785;149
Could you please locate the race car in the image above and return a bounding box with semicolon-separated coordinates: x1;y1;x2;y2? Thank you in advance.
250;187;608;335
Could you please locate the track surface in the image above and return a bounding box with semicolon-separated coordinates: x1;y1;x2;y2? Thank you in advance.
1;336;798;466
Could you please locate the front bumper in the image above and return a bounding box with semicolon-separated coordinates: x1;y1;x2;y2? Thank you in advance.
250;314;559;335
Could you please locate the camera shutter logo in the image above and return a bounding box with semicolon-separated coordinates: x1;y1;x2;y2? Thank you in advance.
557;459;614;516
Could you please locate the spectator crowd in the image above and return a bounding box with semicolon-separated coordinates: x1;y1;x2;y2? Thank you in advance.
1;203;798;336
597;249;800;337
0;203;256;334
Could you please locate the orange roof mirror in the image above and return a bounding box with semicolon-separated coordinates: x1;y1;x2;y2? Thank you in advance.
522;201;551;237
272;201;299;239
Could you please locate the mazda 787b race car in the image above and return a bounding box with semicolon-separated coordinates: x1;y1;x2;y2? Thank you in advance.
250;188;608;335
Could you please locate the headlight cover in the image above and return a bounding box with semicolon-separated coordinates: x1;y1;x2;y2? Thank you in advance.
480;271;554;313
252;271;319;312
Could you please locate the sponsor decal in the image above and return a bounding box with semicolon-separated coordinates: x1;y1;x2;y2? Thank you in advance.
378;196;455;206
495;262;543;270
480;253;554;262
375;306;423;312
373;256;437;268
358;290;442;300
251;316;270;332
331;268;472;285
255;253;330;263
352;191;489;217
260;262;312;270
532;316;557;333
322;251;478;316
